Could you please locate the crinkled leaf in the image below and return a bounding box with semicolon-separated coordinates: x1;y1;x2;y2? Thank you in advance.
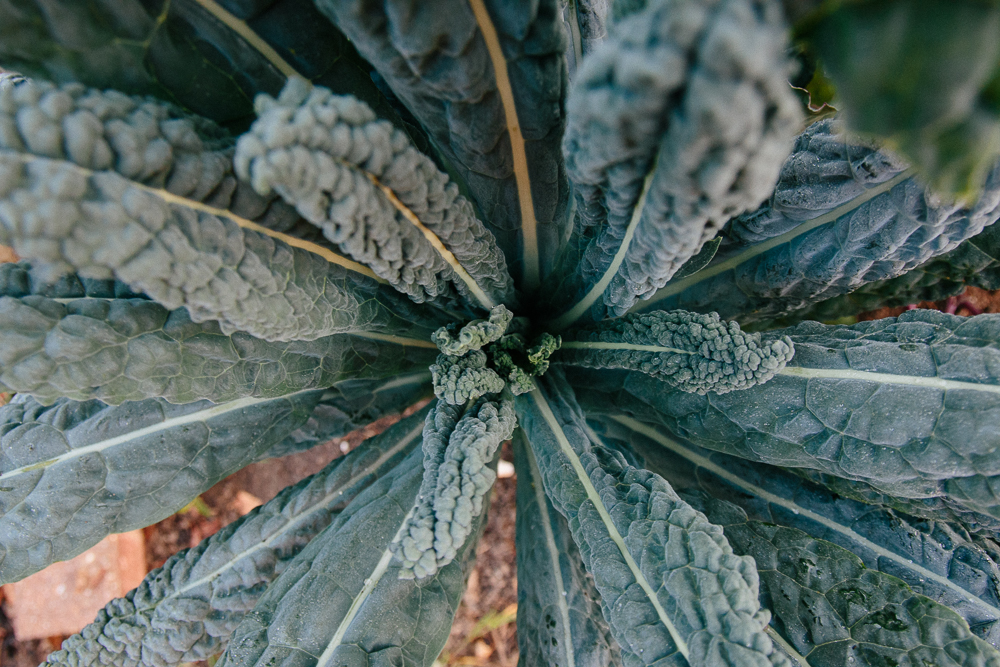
571;310;1000;530
0;148;447;341
560;0;610;77
513;429;623;667
515;370;789;667
597;417;1000;648
766;220;1000;327
393;396;515;579
0;390;321;584
0;75;347;260
710;509;1000;667
41;408;426;667
258;372;431;460
0;0;429;138
558;309;794;394
0;260;142;300
314;0;570;285
545;0;800;326
638;119;1000;323
0;295;435;405
801;0;1000;200
235;78;515;312
221;401;503;667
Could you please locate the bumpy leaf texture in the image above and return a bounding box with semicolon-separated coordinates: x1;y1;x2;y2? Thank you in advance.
558;309;794;394
517;371;789;667
0;391;320;584
572;310;1000;533
315;0;570;283
235;77;515;311
0;294;434;405
221;402;499;667
513;430;623;667
0;160;442;343
40;411;425;667
770;219;1000;326
638;119;1000;323
596;418;1000;666
0;0;437;142
393;396;515;579
560;0;610;76
257;372;431;460
546;0;801;324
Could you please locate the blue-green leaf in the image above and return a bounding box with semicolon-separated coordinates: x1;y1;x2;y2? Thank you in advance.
0;0;421;137
235;78;515;312
393;396;515;579
513;429;623;667
221;397;508;667
545;0;801;327
558;309;794;394
596;417;1000;648
596;418;1000;666
516;371;790;667
0;390;321;584
41;407;426;667
560;0;609;77
764;219;1000;327
314;0;570;288
0;295;435;405
0;150;447;342
571;310;1000;531
258;372;431;460
635;119;1000;323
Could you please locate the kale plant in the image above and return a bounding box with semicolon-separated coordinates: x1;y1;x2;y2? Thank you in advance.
1;1;1000;666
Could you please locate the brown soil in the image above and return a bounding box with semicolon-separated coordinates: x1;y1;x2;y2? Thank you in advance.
859;285;1000;321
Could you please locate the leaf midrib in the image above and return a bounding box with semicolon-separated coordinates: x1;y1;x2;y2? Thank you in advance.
315;496;420;667
608;415;1000;624
468;0;540;292
191;0;298;78
631;169;916;312
528;385;691;661
0;390;313;483
166;422;424;602
522;434;576;667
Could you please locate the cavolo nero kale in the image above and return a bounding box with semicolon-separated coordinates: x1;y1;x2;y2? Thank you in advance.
1;1;1000;667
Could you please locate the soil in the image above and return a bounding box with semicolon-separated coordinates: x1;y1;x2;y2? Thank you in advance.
4;283;1000;667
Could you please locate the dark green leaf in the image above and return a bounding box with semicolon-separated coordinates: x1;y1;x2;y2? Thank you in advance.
801;0;1000;200
571;310;1000;530
544;0;801;326
258;372;431;460
513;429;623;667
516;371;789;667
0;295;435;405
763;220;1000;327
41;406;426;667
637;119;1000;324
235;78;516;312
0;390;322;584
558;309;794;394
595;417;1000;648
222;399;504;667
314;0;570;286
